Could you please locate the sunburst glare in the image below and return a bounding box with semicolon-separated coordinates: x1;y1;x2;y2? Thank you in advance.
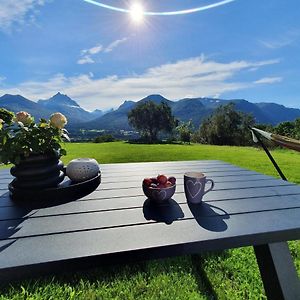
130;3;145;24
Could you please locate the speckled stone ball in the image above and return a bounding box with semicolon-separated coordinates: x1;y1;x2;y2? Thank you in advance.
66;158;100;182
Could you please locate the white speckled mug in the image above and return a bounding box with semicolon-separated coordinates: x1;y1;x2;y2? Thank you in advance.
184;172;214;204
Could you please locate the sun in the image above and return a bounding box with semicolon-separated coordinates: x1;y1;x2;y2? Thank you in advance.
130;3;144;23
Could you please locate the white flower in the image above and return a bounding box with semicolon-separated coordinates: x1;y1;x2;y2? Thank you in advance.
50;112;67;129
15;111;33;125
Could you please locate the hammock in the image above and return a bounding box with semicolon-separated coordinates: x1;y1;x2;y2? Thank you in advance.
251;127;300;152
250;127;300;181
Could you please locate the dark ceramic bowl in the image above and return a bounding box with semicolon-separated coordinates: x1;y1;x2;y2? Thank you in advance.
142;183;176;203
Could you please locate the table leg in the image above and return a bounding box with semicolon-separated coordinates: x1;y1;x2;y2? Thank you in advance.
254;242;300;300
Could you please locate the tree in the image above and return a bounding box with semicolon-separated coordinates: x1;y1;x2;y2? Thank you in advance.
197;103;255;146
274;121;295;138
176;120;194;144
294;118;300;139
128;101;177;143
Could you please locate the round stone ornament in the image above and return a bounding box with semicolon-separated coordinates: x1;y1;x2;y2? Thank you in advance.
66;158;100;182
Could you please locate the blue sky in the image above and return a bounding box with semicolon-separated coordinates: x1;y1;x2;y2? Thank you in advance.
0;0;299;110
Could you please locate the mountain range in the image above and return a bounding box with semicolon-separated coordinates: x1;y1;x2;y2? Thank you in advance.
1;93;300;130
81;94;300;130
0;92;104;125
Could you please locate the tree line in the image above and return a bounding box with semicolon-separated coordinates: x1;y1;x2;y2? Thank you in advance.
127;100;300;146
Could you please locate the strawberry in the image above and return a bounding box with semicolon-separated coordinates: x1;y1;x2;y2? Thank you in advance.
157;174;168;185
143;178;152;186
168;176;176;185
150;177;158;184
165;181;173;187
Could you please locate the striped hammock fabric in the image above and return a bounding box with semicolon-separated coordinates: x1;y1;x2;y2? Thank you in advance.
251;127;300;152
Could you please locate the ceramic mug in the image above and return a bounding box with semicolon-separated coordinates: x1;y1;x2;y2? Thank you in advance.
184;172;214;204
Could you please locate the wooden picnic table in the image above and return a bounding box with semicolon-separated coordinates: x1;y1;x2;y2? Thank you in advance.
0;160;300;299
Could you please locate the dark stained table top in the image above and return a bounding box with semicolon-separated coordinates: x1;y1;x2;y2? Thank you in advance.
1;160;300;281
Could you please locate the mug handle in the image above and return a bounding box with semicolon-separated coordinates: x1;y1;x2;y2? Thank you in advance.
204;178;214;195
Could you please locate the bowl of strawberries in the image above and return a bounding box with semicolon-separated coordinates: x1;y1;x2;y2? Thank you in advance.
142;174;176;202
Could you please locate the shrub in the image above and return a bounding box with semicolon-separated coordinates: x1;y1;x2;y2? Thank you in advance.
94;134;115;143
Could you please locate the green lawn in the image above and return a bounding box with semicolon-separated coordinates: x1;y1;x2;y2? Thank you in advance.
1;142;300;300
61;142;300;184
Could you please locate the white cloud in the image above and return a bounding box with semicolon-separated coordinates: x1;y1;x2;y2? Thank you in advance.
78;45;103;64
77;56;95;65
254;77;282;84
0;0;47;31
260;39;295;49
104;37;128;53
0;56;281;110
0;76;6;82
81;44;103;56
77;38;128;64
260;29;300;49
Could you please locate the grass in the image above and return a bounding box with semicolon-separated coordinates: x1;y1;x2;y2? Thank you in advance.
61;142;300;184
1;141;300;299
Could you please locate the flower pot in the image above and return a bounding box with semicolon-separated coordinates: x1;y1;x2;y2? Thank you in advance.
10;154;65;190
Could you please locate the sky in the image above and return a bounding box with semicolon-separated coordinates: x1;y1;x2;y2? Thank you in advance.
0;0;299;111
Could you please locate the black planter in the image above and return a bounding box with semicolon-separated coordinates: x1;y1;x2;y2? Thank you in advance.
10;154;65;190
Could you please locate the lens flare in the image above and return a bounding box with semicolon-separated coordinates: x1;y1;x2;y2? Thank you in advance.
83;0;237;16
130;3;144;23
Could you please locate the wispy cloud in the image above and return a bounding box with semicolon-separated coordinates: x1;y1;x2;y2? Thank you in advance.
77;56;95;65
1;56;281;110
77;37;128;64
81;45;103;56
78;44;102;64
0;0;47;32
254;77;282;84
104;37;128;53
260;29;300;49
0;76;6;82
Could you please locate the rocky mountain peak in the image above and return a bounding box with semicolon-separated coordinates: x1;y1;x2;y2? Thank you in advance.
38;92;80;107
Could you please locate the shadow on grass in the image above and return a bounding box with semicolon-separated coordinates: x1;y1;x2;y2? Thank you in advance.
0;260;147;293
191;254;218;300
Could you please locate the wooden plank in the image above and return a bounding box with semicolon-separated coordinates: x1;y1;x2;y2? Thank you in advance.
98;177;281;191
100;166;253;178
77;179;294;201
1;182;300;220
0;161;229;180
0;161;263;186
0;172;277;186
98;160;229;170
0;177;296;208
0;171;275;187
0;171;276;191
0;165;254;183
2;193;300;239
0;181;299;210
1;207;300;280
2;186;300;222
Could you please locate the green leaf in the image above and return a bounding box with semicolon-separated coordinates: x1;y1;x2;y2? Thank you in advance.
60;148;67;156
39;122;48;128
